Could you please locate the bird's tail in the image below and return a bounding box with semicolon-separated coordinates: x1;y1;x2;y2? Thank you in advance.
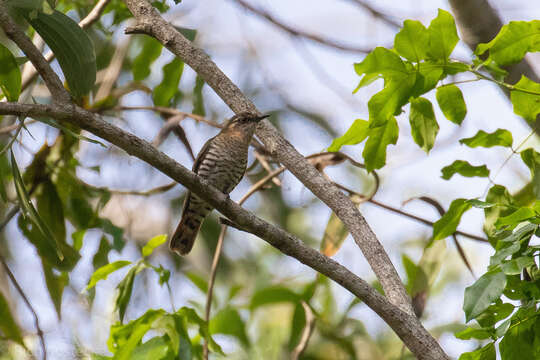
170;210;202;255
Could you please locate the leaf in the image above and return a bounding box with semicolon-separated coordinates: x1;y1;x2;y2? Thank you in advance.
0;290;25;347
436;84;467;124
209;307;249;347
176;307;224;355
409;97;439;152
84;260;132;291
511;76;540;124
484;185;515;236
495;207;536;228
116;262;146;322
141;234;167;257
458;342;496;360
185;272;208;293
42;261;68;318
250;286;300;310
288;302;306;350
466;199;496;209
92;235;112;270
475;301;514;328
71;229;85;251
153;58;184;107
501;256;535;275
490;242;521;266
354;47;416;127
454;327;493;340
131;336;173;360
132;37;162;81
108;309;165;359
426;9;459;61
362;116;399;172
499;307;539;360
37;180;66;251
459;129;513;148
463;270;507;322
0;43;21;101
520;148;540;198
11;152;64;261
410;61;444;96
476;20;540;66
192;75;205;116
28;10;96;98
441;160;490;180
394;20;429;62
174;26;197;42
367;72;417;127
433;199;472;241
320;211;349;256
327;119;369;152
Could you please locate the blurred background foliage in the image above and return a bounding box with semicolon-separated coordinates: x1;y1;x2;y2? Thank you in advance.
0;0;539;359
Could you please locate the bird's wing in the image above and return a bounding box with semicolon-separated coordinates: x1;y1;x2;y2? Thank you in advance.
192;135;216;173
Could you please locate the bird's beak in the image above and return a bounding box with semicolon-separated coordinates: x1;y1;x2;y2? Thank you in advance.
256;114;270;122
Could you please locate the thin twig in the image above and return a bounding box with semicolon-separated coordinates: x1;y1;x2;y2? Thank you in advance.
342;0;402;28
111;106;220;127
0;256;46;360
232;0;372;53
291;301;315;360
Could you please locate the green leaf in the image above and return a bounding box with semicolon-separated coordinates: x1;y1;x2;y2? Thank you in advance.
433;199;472;241
210;307;249;347
0;43;21;101
463;270;507;322
501;256;535;275
520;148;540;198
176;307;224;355
426;9;459;61
141;234;167;257
411;61;444;97
108;309;165;359
354;47;408;80
92;235;112;270
72;229;85;251
466;199;496;209
441;160;490;180
476;20;540;66
409;97;439;152
490;242;521;266
174;26;197;42
11;152;64;261
116;262;146;322
454;327;493;340
436;84;467;124
192;75;205;116
355;47;416;127
475;301;514;328
394;20;429;62
37;180;66;251
367;72;417;127
458;342;496;360
484;185;515;236
132;37;162;81
352;72;379;93
495;207;536;228
131;336;173;360
0;290;25;347
327;119;369;152
84;260;132;291
288;302;306;350
459;129;513;148
499;307;539;360
250;286;300;310
28;10;96;98
511;76;540;124
362;116;399;172
42;261;68;318
153;58;184;107
185;272;208;293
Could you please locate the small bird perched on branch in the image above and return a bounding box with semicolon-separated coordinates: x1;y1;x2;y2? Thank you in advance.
170;112;269;255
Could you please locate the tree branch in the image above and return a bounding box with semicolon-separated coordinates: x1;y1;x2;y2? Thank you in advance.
0;100;448;359
122;0;417;324
231;0;372;53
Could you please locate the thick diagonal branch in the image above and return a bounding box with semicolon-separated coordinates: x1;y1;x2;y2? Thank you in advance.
0;101;448;359
123;0;415;320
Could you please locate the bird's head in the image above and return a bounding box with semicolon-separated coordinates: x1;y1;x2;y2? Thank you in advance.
224;112;270;132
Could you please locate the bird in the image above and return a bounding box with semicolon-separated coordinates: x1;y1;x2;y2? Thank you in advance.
170;111;269;255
